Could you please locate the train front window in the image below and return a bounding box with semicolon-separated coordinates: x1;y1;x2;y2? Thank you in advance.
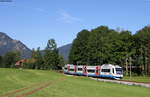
116;68;123;74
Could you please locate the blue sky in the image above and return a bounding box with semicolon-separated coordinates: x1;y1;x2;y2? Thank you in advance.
0;0;150;49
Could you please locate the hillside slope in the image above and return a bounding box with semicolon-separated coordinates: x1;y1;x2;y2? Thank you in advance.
58;43;72;61
0;32;31;58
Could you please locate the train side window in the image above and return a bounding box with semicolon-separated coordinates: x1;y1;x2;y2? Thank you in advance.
112;68;114;74
101;69;110;72
87;69;95;73
78;68;82;71
70;69;74;71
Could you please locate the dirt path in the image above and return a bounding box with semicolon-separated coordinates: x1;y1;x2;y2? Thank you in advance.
15;82;51;97
0;78;65;97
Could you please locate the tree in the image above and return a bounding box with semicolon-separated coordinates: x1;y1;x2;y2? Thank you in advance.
30;47;44;69
36;47;44;69
88;26;119;65
58;55;65;70
3;51;21;68
133;26;150;75
44;39;60;70
0;56;3;68
69;30;90;65
112;30;133;75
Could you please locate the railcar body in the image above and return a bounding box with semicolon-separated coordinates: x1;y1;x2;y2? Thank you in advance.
63;64;123;79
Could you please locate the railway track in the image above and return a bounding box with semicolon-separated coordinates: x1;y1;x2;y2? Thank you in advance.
64;74;150;88
91;77;150;88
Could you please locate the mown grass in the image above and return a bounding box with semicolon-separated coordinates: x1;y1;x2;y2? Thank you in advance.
0;68;150;97
123;76;150;83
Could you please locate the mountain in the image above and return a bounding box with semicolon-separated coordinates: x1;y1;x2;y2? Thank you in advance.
0;32;31;58
39;43;72;61
58;43;72;61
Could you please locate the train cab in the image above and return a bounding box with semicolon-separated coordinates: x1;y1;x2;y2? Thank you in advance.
114;65;123;79
100;64;123;79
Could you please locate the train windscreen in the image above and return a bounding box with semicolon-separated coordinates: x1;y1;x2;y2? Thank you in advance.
116;68;123;74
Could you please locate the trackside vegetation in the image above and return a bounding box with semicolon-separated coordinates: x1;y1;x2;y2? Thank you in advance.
0;68;150;97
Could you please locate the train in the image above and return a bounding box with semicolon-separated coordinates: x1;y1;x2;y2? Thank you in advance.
63;64;123;79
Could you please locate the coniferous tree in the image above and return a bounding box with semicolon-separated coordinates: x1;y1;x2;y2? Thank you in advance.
44;39;60;70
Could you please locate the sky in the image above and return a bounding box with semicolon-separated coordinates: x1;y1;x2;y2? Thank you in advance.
0;0;150;49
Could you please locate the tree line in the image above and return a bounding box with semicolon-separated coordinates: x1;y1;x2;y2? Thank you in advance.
69;25;150;75
0;39;65;70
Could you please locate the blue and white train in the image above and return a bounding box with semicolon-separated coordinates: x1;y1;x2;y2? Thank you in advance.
63;64;123;79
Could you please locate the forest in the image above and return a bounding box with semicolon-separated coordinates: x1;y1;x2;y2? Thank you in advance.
69;25;150;75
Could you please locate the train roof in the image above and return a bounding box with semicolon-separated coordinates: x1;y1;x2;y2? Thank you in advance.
115;65;122;68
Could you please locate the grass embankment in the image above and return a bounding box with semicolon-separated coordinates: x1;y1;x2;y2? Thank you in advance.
0;68;150;97
123;76;150;83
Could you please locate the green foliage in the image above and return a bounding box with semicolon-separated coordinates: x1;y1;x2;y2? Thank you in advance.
69;25;150;75
29;47;44;69
44;39;62;70
2;51;21;68
88;26;119;65
133;26;150;75
0;56;3;67
58;55;65;68
69;30;90;64
22;39;65;70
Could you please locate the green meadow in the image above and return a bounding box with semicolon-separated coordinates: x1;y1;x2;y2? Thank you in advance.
123;76;150;83
0;68;149;97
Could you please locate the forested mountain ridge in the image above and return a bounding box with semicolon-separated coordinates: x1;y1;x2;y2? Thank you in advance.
0;32;31;58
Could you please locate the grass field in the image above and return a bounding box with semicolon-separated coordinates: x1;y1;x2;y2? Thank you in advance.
0;68;150;97
123;76;150;83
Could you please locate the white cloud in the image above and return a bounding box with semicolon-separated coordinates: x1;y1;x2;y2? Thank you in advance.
56;9;82;23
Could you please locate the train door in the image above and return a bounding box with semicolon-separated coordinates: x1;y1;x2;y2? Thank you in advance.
74;65;77;73
96;66;100;75
67;65;70;72
83;66;87;75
